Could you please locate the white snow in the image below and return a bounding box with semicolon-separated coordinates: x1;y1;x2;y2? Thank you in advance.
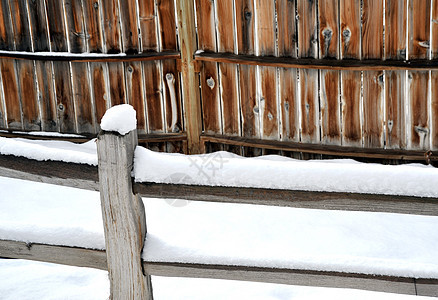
0;130;86;138
100;104;137;135
0;176;104;249
0;137;97;165
143;198;438;279
134;147;438;198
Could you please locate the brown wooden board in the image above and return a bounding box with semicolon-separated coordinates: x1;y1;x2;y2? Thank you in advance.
256;0;277;140
362;0;384;148
138;0;157;51
83;0;104;53
216;1;239;136
108;62;126;106
407;71;429;150
46;0;68;52
385;71;406;149
89;62;109;125
319;0;340;145
102;0;121;53
52;61;75;133
119;0;139;54
340;0;361;147
431;71;438;150
125;61;147;134
0;0;14;50
143;60;164;133
408;0;431;59
385;0;407;60
196;0;221;134
34;60;58;131
298;1;319;144
433;0;438;59
64;0;86;53
0;59;22;129
9;0;31;51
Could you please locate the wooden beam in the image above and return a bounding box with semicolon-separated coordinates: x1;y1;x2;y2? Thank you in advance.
0;239;106;270
0;50;179;63
142;261;438;297
134;182;438;216
97;130;152;299
200;134;437;162
195;51;438;71
0;155;99;191
176;0;203;154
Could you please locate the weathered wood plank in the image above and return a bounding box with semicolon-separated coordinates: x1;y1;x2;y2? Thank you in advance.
385;71;406;149
216;1;239;137
138;0;157;51
119;0;139;54
101;0;121;53
0;59;22;129
53;61;76;133
97;129;152;299
298;0;319;144
0;239;107;270
408;0;431;59
0;0;14;50
432;71;438;150
407;71;429;150
46;0;68;52
83;0;104;53
125;61;147;134
385;0;407;60
0;154;99;190
256;0;277;140
199;134;437;161
108;62;126;106
143;261;438;296
143;60;163;133
135;181;438;216
433;0;438;59
340;0;361;147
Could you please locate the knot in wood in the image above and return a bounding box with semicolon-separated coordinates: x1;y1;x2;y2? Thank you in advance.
206;77;215;89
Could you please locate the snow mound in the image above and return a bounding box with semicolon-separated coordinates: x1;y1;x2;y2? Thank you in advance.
134;147;438;198
100;104;137;135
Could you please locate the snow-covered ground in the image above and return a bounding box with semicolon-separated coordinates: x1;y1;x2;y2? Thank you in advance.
1;176;437;299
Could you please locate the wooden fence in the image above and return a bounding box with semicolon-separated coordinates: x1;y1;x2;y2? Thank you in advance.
1;123;438;298
0;0;438;161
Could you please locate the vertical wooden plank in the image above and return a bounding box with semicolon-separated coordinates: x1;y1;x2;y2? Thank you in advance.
83;0;108;128
408;1;431;150
432;0;438;150
119;0;139;54
319;0;341;145
276;0;298;142
255;0;277;140
385;0;407;149
158;0;182;133
176;0;202;153
235;0;258;152
143;61;164;133
138;0;157;51
340;0;362;147
195;0;221;134
298;0;319;144
362;0;384;148
29;0;57;131
0;0;23;130
216;1;239;136
9;0;41;131
46;0;76;133
65;0;95;134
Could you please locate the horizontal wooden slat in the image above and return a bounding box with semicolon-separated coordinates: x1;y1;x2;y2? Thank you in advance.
0;51;179;62
142;261;438;297
0;154;99;191
195;51;438;71
0;239;106;270
200;134;437;162
134;183;438;216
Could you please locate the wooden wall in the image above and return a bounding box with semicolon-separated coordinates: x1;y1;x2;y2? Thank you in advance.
194;0;438;156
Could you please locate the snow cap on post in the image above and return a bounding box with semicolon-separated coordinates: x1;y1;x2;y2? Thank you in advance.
100;104;137;135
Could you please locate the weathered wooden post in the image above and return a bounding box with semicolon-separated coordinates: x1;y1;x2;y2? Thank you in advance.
97;106;152;299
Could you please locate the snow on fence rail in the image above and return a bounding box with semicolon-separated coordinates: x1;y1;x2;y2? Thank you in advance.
1;105;438;298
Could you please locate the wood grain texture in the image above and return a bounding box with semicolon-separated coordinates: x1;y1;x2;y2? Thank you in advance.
385;71;406;149
83;0;104;53
256;0;277;140
0;59;22;129
408;71;429;150
340;0;361;59
119;0;139;54
362;0;383;59
125;61;147;133
408;0;430;59
64;0;86;53
0;240;107;270
138;0;157;51
143;60;163;133
108;62;126;106
432;71;438;150
363;71;384;148
46;0;68;52
0;0;14;50
385;0;407;60
52;61;76;132
135;182;438;216
143;261;437;297
97;130;152;300
433;0;438;58
16;60;40;130
101;0;121;53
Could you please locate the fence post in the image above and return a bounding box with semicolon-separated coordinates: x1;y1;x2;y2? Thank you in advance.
97;129;152;299
175;0;203;154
